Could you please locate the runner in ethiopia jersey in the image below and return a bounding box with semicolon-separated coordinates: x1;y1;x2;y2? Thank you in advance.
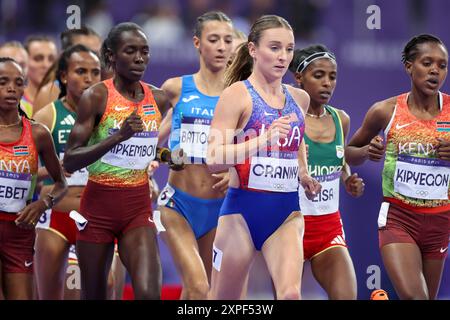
33;44;101;300
0;57;67;300
346;34;450;300
289;45;364;300
63;23;181;300
155;11;233;300
206;15;321;299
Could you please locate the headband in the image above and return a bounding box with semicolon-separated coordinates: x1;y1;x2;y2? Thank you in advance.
295;51;336;74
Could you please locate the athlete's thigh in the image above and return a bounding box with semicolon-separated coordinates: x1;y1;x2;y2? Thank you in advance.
209;214;255;299
76;240;115;296
310;247;357;299
381;243;428;299
262;211;303;290
0;260;4;300
34;229;70;278
159;206;207;282
3;273;33;300
422;258;446;300
118;226;161;285
198;228;216;282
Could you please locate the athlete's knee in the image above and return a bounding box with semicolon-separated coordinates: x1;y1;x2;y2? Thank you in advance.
106;271;115;299
183;280;209;300
399;289;428;300
277;285;301;300
329;286;357;300
134;282;161;300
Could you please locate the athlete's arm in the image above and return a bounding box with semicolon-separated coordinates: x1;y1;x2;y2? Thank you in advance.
207;82;275;172
157;108;172;147
339;109;364;197
33;82;60;114
288;86;321;199
157;77;181;146
151;85;173;118
63;83;142;173
15;123;68;228
34;103;56;181
345;99;394;165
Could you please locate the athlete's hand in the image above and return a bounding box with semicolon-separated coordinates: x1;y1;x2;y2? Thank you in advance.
117;107;143;142
61;160;72;177
212;171;229;194
344;173;365;197
436;138;450;161
265;116;291;145
168;148;187;171
300;174;321;200
366;135;385;162
147;160;160;176
15;200;47;229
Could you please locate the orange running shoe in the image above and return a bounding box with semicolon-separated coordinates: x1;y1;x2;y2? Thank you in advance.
370;289;389;300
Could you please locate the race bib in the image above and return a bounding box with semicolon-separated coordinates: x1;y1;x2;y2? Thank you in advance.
179;117;210;160
299;172;341;216
101;129;158;170
157;184;175;206
248;154;299;192
60;152;88;186
0;170;32;212
394;155;450;200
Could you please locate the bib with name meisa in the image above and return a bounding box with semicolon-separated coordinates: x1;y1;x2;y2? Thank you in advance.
299;171;341;215
101;129;158;170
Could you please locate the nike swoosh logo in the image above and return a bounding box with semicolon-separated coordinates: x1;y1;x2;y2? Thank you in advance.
24;261;33;267
115;106;129;111
440;247;448;253
264;111;276;116
396;122;416;130
182;95;200;103
148;217;154;223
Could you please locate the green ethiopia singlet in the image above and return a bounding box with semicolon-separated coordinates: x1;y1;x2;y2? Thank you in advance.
299;105;345;216
43;99;88;186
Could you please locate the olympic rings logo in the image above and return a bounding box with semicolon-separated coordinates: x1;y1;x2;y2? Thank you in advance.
272;183;285;190
415;190;429;197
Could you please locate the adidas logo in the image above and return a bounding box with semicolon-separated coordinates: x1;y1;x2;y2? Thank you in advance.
60;114;75;126
330;235;346;245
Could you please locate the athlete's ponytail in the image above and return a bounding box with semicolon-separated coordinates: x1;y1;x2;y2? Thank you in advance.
225;42;252;87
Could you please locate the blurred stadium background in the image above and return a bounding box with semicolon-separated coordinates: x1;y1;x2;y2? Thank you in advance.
1;0;449;299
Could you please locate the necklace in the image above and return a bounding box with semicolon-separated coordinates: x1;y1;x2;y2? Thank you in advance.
0;117;21;128
306;108;327;118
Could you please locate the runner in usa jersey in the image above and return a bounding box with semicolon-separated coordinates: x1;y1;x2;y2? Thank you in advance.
0;57;67;300
206;15;320;300
346;34;450;300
